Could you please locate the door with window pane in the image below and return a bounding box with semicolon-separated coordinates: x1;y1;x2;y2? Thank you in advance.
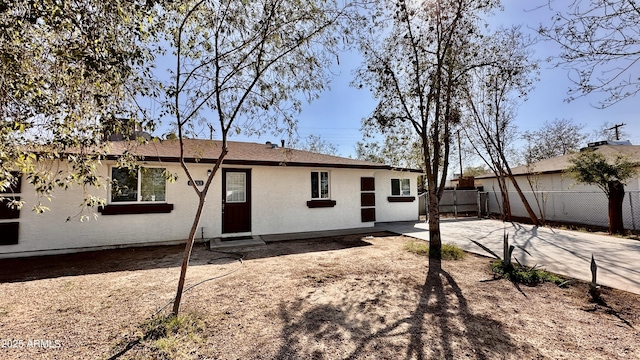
222;169;251;234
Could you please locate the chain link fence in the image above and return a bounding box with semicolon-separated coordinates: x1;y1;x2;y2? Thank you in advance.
482;190;640;232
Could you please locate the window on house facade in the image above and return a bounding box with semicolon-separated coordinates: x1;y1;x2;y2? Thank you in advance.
111;167;166;203
226;172;246;203
311;171;330;199
391;178;411;196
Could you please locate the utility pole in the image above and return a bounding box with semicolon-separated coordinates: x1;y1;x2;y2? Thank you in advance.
208;124;214;140
606;123;626;140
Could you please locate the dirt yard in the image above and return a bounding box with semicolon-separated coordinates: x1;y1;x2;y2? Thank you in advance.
1;233;638;359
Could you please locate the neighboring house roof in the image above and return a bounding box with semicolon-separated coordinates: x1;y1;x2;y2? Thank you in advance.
107;138;423;172
475;145;640;179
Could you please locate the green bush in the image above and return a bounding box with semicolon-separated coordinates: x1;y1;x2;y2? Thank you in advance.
491;260;564;285
404;240;466;260
471;231;564;286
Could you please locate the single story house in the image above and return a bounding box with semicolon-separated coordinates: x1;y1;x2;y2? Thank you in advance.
475;142;640;230
0;139;421;258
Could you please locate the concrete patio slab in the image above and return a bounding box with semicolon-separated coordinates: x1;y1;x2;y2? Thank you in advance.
376;218;640;295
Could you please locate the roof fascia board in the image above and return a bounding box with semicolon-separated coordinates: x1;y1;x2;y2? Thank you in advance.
476;169;566;179
104;154;423;172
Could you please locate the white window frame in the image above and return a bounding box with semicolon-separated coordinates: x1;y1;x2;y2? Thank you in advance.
391;178;411;196
310;171;331;200
110;166;167;204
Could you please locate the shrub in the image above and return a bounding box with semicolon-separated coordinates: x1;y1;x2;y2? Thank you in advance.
471;231;564;286
491;260;564;285
404;240;466;260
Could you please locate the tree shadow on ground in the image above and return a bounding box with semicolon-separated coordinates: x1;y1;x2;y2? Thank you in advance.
275;258;540;359
0;244;191;283
242;233;380;261
584;291;635;329
0;233;382;283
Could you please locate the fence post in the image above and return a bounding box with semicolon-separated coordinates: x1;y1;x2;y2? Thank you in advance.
484;192;490;218
630;194;637;231
453;189;458;219
424;193;429;220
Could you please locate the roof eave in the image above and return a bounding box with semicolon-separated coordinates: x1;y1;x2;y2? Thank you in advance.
476;169;568;179
104;154;411;171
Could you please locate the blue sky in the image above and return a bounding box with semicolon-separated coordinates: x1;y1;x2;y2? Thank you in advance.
165;1;640;159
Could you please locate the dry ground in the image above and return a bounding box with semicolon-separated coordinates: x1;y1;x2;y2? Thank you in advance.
1;233;639;359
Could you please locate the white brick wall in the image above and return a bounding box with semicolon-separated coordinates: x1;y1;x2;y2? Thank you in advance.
0;161;419;258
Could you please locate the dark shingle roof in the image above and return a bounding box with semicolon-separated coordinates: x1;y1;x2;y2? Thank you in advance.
108;139;422;172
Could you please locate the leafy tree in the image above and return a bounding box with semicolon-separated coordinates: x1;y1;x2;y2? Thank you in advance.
522;118;587;163
291;135;339;155
566;149;639;234
462;26;542;225
0;0;157;214
158;0;354;314
355;141;386;164
355;0;499;258
463;165;489;177
355;122;424;169
521;119;587;224
539;0;640;107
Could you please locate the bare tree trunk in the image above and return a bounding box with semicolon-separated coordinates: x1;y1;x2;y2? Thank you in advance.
423;131;442;259
525;173;546;224
172;194;206;315
428;189;442;259
608;180;625;235
504;171;541;226
172;147;228;315
496;174;511;221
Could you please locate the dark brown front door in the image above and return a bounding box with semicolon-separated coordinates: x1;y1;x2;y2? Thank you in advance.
222;169;251;234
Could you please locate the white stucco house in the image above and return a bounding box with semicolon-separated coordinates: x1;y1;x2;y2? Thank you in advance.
475;142;640;230
0;139;421;258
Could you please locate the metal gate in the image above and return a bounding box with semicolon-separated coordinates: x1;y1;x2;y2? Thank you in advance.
421;190;482;217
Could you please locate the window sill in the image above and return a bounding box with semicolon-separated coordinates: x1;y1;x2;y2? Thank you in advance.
99;203;174;215
387;196;416;203
306;200;337;208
